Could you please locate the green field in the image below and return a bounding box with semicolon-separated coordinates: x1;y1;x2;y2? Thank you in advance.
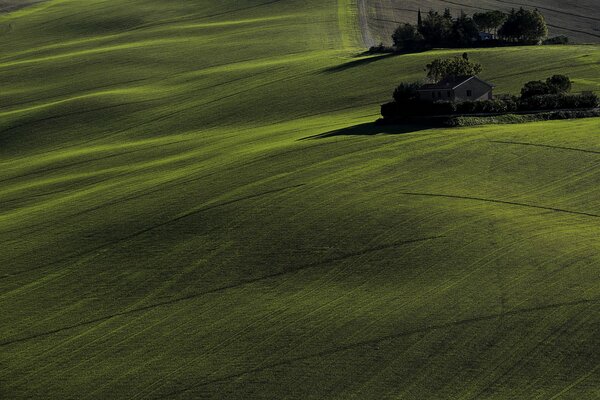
1;0;600;398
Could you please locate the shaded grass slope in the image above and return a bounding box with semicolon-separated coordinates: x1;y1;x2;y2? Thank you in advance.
0;0;599;399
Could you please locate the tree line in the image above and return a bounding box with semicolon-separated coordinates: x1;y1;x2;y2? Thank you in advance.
380;55;598;121
389;7;558;52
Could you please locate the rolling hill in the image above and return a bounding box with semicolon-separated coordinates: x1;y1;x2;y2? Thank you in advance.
1;0;599;399
361;0;600;46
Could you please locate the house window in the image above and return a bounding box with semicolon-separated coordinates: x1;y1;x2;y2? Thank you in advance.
438;91;442;98
467;90;473;97
432;92;435;99
447;91;452;97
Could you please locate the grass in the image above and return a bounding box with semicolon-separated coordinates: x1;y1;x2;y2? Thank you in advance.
1;0;599;399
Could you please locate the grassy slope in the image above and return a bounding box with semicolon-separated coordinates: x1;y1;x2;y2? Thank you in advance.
363;0;600;44
1;0;600;398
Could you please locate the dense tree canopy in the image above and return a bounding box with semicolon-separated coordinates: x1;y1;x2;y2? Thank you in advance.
498;8;548;42
392;82;421;103
547;74;572;93
426;55;483;81
390;7;550;52
450;15;480;46
473;11;507;37
392;23;423;49
520;75;572;98
418;10;452;46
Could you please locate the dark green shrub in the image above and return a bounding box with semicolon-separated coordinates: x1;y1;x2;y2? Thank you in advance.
546;75;572;93
393;82;421;102
518;93;599;111
543;35;569;45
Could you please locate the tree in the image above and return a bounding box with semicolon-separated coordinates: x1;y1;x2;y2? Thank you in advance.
546;75;572;93
392;23;423;49
426;56;483;81
393;82;421;103
418;10;452;46
473;11;507;38
443;8;453;21
417;8;423;28
521;80;553;98
498;8;548;43
450;15;480;46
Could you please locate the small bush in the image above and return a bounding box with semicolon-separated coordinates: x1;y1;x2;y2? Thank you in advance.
546;75;572;93
381;101;401;119
543;35;569;45
368;43;395;54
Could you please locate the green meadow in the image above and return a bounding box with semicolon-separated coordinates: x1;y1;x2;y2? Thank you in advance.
1;0;599;398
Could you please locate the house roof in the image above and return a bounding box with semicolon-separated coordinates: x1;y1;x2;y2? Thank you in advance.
417;76;494;91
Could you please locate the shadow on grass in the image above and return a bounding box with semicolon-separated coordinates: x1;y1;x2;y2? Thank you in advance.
301;121;434;140
323;48;432;73
322;53;397;73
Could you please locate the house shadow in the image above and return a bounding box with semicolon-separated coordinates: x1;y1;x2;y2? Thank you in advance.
301;121;434;140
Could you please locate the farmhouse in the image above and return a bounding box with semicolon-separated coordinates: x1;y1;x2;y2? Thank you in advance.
417;76;495;102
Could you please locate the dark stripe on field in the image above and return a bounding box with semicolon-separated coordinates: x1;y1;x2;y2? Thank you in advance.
0;236;441;346
160;296;600;398
491;140;600;155
399;192;600;218
0;184;305;279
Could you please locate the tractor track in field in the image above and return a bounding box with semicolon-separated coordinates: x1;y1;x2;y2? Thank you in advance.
357;0;376;47
159;296;599;398
493;0;600;23
491;140;600;155
439;0;600;39
0;0;44;14
0;236;442;347
399;192;600;218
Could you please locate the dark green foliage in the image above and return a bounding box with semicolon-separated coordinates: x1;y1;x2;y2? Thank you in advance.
426;55;483;81
498;8;548;43
450;15;480;46
418;10;452;46
546;74;572;93
543;35;569;45
393;7;551;52
521;80;555;98
443;8;453;21
368;43;395;53
382;72;594;122
520;75;571;99
392;81;421;102
445;109;600;126
392;23;424;49
518;92;599;111
473;11;507;37
456;99;518;114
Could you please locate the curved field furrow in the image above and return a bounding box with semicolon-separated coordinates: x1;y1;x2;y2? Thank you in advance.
0;0;599;399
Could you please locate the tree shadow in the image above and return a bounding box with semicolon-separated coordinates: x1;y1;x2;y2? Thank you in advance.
322;53;397;73
301;121;434;140
322;48;432;73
